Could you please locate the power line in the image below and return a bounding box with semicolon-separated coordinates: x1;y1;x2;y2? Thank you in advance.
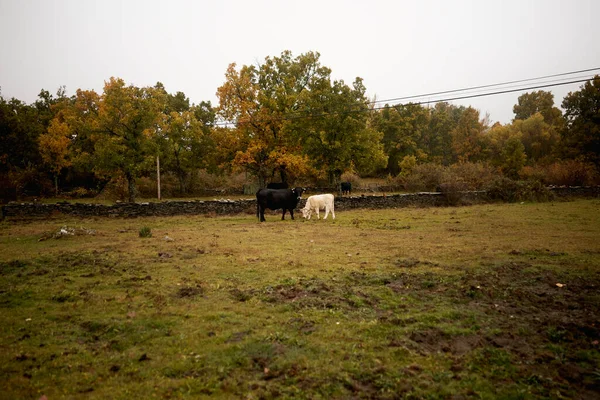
213;73;598;126
371;67;600;105
376;77;592;108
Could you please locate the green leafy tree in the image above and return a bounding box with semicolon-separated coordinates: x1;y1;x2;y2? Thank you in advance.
513;113;559;164
92;77;165;202
298;77;387;184
426;102;464;165
158;109;214;193
561;76;600;168
451;107;487;163
0;89;66;195
513;90;564;128
487;123;526;178
372;103;428;175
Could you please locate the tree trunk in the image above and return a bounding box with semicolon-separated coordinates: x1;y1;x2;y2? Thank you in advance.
257;172;266;189
126;172;137;203
279;167;288;186
177;171;187;194
54;175;59;197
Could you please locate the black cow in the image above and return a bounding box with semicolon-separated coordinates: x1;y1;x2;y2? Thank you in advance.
266;182;289;189
256;187;305;222
340;182;352;195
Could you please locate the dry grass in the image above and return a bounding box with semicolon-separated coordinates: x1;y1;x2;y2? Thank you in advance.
1;199;599;398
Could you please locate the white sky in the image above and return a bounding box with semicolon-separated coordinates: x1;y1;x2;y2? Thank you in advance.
1;0;598;124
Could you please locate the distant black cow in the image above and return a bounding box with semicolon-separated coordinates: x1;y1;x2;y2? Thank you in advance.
340;182;352;195
266;182;289;189
256;187;305;222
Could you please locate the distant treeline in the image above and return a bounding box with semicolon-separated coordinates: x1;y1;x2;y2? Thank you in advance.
1;51;599;202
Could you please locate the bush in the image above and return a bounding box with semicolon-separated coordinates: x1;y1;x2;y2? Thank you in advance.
545;160;599;186
96;176;128;202
139;226;152;238
519;165;548;184
403;163;445;192
340;172;361;188
486;177;554;203
444;162;498;190
519;161;599;186
438;178;470;206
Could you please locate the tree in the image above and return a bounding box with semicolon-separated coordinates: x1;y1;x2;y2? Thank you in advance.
487;123;526;178
92;77;164;202
372;103;428;175
513;90;564;128
561;76;600;168
217;51;385;187
298;77;387;183
217;51;329;187
451;107;487;163
157;108;213;193
513;113;559;164
426;102;465;165
39;114;72;195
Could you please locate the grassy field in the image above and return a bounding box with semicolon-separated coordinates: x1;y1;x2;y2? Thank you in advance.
1;199;599;399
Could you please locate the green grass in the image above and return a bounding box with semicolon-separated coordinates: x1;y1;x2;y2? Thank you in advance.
1;199;599;398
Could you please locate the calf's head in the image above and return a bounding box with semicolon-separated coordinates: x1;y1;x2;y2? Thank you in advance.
301;207;312;219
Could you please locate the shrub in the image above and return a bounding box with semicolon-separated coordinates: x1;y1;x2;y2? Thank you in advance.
545;160;599;186
403;163;445;192
519;165;548;184
139;226;152;238
444;162;498;190
486;177;554;203
438;177;470;206
340;171;361;188
96;176;128;202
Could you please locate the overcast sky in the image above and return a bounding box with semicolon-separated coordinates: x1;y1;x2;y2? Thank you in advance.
1;0;598;124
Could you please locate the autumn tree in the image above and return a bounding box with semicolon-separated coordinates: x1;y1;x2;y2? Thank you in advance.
39;114;72;195
217;51;317;187
91;77;164;202
561;75;600;168
216;51;385;187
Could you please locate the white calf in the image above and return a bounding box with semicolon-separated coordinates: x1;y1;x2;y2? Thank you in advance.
301;194;335;220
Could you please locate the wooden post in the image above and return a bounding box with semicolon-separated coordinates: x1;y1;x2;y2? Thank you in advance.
156;155;161;201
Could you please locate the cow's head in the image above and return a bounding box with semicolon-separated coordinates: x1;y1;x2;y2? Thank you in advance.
291;187;305;200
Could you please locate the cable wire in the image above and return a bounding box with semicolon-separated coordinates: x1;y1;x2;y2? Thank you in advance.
213;72;599;126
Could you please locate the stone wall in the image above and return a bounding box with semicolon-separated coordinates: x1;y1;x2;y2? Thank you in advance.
1;186;598;219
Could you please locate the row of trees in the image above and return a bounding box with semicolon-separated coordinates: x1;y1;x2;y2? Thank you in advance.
1;51;599;202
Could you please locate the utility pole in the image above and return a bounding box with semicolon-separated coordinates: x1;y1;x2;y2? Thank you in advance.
156;155;161;201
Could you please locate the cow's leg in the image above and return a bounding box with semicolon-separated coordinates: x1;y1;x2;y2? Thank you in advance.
316;208;320;219
289;209;294;220
281;209;287;220
331;204;335;219
259;206;266;222
324;206;329;219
